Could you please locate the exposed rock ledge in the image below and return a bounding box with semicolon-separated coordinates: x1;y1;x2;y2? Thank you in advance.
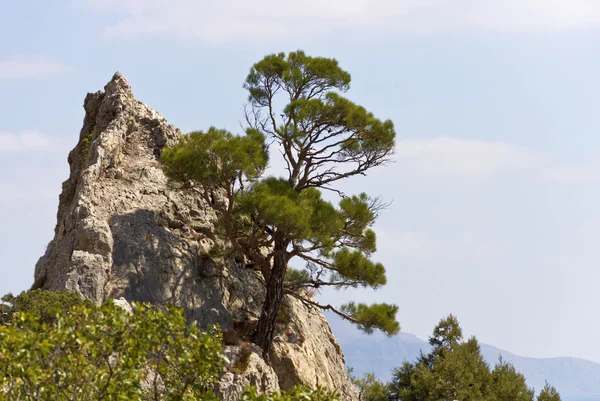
33;72;359;401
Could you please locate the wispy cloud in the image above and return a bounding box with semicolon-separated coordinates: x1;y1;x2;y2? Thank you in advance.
369;136;600;184
0;55;70;79
88;0;600;43
376;230;498;264
361;0;600;32
88;0;363;42
0;130;59;152
547;165;600;184
393;137;545;178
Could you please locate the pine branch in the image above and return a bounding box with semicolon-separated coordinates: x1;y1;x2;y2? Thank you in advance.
285;290;362;326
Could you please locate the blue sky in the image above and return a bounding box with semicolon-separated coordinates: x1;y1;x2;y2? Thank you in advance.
1;0;600;363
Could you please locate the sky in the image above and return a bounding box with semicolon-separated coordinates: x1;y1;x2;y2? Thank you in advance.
1;0;600;363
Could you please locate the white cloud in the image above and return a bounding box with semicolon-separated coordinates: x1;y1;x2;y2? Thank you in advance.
0;130;59;152
376;230;497;264
88;0;600;42
90;0;353;42
363;0;600;32
0;55;70;79
368;136;600;184
392;136;545;178
547;165;600;183
378;231;441;263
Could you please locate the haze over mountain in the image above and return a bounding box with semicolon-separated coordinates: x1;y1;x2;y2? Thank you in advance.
327;314;600;401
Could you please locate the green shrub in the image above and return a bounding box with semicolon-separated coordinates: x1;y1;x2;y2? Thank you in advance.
0;289;339;401
0;295;226;400
80;131;93;156
230;344;252;373
242;386;338;401
0;289;92;325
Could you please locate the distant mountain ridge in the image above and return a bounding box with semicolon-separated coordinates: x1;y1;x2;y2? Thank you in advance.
326;315;600;401
480;343;600;401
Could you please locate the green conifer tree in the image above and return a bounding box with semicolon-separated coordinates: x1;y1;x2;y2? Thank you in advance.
388;315;559;401
352;372;391;401
489;357;534;401
161;50;399;357
537;382;561;401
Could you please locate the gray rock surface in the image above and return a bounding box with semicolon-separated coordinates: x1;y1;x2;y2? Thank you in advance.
271;299;360;400
216;345;280;400
34;73;359;400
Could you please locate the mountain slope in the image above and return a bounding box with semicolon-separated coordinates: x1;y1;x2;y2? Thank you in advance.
481;344;600;401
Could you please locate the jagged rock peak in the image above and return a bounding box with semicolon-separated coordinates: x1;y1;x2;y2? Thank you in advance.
106;71;131;93
33;73;360;400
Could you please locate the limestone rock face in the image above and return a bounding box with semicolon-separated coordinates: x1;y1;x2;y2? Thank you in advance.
271;300;359;400
34;73;359;400
216;345;281;400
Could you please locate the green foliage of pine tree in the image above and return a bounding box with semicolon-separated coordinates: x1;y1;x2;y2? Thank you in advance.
161;50;399;357
387;361;417;401
489;357;535;401
429;337;492;401
351;372;391;401
340;302;399;335
388;315;558;401
537;382;562;401
429;314;463;352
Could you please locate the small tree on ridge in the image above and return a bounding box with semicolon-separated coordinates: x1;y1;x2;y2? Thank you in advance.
161;50;399;357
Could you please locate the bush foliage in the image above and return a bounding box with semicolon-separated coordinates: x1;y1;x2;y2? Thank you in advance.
0;292;225;400
0;289;338;401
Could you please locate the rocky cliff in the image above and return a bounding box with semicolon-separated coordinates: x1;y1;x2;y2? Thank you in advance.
33;73;359;400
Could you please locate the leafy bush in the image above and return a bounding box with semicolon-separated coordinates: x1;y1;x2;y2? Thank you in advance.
242;386;338;401
0;289;92;325
0;290;340;400
0;295;225;400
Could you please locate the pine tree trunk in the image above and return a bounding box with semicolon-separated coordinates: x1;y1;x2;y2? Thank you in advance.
254;233;288;360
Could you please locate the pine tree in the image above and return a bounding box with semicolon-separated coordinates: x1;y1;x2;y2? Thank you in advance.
161;50;399;357
388;315;559;401
352;372;391;401
489;357;534;401
537;382;561;401
389;315;488;401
